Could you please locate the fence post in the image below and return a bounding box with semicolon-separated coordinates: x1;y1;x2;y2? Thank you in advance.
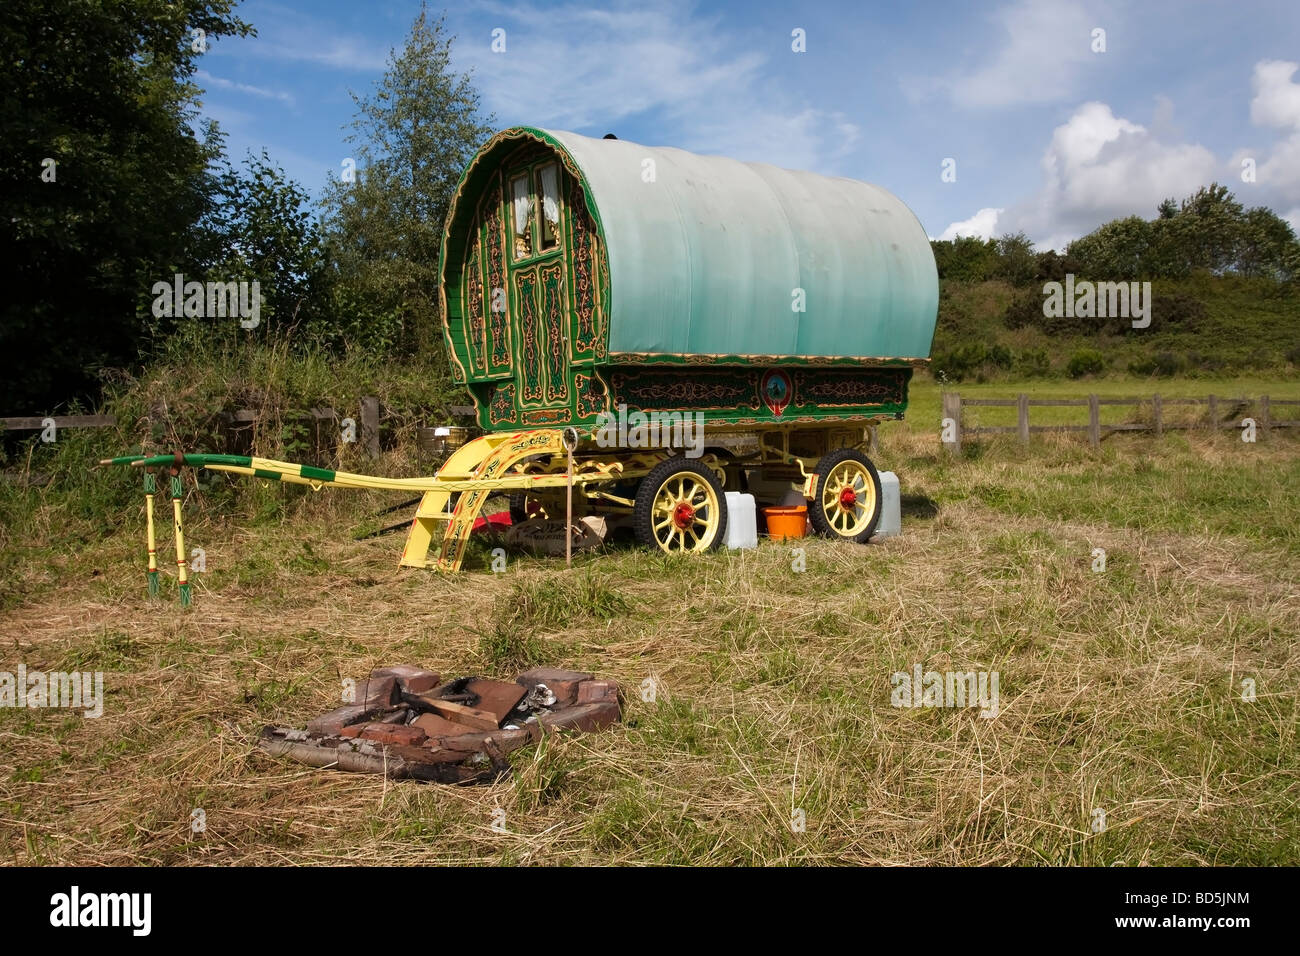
1088;394;1100;448
1017;393;1029;445
1260;395;1270;435
1208;394;1218;431
941;391;961;455
360;396;380;459
1152;394;1162;437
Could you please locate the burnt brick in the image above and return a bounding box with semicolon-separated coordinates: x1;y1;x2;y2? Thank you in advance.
577;679;619;704
538;700;620;733
342;722;428;746
355;675;399;709
372;665;441;694
307;704;371;735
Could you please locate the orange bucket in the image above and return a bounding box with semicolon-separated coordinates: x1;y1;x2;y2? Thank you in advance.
763;505;808;540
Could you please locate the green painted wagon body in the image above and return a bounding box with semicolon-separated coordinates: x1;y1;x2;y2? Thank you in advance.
440;127;938;432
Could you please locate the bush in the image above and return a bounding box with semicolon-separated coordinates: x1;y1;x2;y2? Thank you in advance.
1185;350;1226;373
1287;345;1300;366
931;342;1014;382
1003;291;1043;330
1016;348;1052;377
1128;351;1184;377
1152;292;1207;331
1067;348;1106;378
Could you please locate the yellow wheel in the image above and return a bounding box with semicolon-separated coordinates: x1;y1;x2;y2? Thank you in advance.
634;457;728;553
808;449;881;543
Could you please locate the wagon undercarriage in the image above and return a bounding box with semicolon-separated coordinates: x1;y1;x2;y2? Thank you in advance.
105;419;888;577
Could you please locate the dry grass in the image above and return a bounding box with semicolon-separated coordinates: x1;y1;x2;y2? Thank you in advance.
1;416;1297;866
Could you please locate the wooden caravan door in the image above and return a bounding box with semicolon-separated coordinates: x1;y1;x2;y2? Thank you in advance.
505;159;569;416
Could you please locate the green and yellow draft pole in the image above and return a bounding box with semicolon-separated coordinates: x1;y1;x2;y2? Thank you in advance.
103;454;207;606
170;468;191;608
101;451;457;603
143;470;159;598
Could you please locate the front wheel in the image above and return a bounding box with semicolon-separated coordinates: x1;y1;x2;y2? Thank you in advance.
634;457;728;554
808;448;881;543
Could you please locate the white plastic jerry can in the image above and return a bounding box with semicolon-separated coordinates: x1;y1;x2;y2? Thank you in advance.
724;492;758;549
873;471;901;539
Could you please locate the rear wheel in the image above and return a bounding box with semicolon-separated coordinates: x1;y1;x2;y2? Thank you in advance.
808;448;881;543
634;457;728;553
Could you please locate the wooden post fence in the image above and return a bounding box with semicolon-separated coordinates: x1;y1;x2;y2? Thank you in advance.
941;391;962;455
940;392;1300;450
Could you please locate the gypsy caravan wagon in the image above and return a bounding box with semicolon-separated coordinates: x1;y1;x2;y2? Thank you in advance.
106;127;938;578
433;127;937;560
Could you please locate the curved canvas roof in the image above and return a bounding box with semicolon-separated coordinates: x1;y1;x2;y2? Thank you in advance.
441;127;938;362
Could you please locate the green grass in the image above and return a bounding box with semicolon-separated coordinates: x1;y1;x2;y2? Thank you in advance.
0;370;1296;865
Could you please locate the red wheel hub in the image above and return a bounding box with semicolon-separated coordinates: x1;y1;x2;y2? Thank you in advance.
672;501;695;529
839;487;857;509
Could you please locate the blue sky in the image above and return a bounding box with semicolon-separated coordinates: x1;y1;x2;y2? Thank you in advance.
198;0;1300;250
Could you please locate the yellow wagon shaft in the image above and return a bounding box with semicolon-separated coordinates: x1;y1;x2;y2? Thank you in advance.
102;428;657;583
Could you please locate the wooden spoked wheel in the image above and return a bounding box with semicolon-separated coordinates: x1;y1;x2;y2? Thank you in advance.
634;457;728;553
808;449;881;544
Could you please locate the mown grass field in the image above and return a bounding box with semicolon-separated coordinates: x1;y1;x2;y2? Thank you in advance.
1;376;1297;865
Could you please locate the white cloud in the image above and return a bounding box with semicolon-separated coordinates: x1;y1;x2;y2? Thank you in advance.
939;207;1003;241
207;5;391;72
454;0;859;173
936;0;1101;108
949;62;1300;250
1001;101;1217;250
1250;60;1300;129
1249;60;1300;206
196;70;294;105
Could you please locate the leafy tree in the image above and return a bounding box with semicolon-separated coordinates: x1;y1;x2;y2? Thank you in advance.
320;4;494;360
1033;249;1082;283
1066;215;1152;279
0;0;253;412
1236;206;1298;280
993;232;1037;285
1177;183;1245;274
194;150;326;337
930;236;999;282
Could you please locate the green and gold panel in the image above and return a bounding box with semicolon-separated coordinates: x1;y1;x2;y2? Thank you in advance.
540;260;568;405
487;382;516;426
791;368;908;408
608;365;910;423
610;368;762;412
523;408;569;425
482;180;513;377
568;179;606;363
514;269;544;405
574;372;608;420
463;228;487;376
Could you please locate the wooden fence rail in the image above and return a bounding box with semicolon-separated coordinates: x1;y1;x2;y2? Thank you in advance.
1;401;479;460
941;392;1300;454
